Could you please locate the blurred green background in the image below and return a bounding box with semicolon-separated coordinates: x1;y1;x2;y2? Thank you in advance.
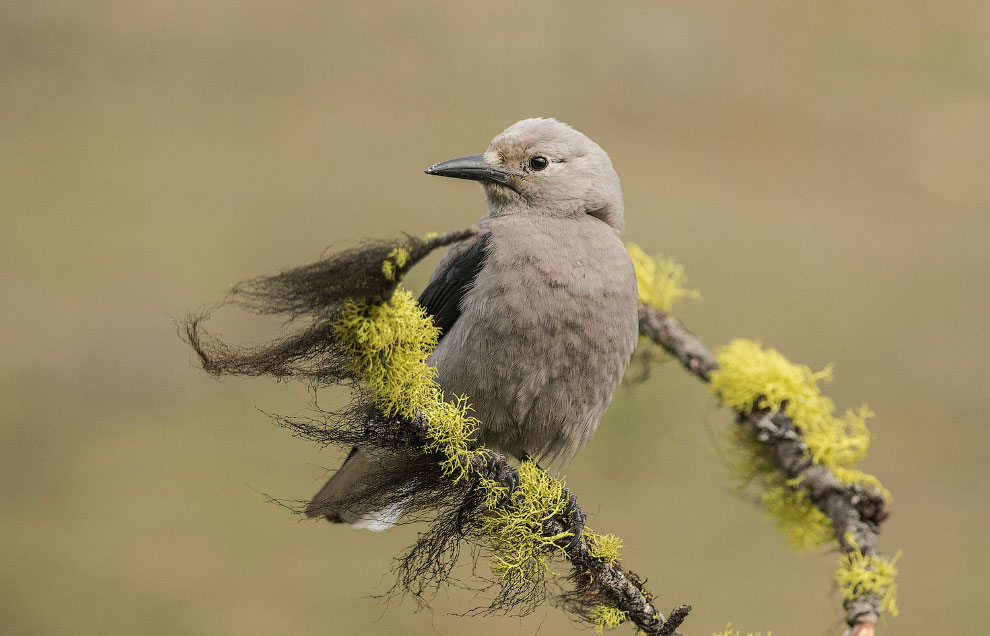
2;2;987;634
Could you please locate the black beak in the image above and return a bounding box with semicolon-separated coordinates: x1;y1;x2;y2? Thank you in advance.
424;154;512;185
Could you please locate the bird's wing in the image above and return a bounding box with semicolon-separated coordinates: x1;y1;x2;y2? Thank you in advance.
418;231;492;339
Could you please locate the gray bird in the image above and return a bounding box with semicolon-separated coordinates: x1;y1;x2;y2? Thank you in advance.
306;118;639;529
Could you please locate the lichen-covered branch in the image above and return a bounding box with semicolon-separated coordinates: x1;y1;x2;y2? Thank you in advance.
365;412;690;635
182;228;689;635
638;305;893;634
183;230;895;636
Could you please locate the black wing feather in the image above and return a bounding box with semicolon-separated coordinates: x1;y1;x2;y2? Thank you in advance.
418;233;491;339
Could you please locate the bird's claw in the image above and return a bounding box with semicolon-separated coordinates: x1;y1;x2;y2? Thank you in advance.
506;470;520;495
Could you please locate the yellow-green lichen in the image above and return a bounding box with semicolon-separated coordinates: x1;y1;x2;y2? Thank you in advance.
336;288;439;417
584;527;623;565
335;286;486;483
711;339;888;497
761;483;835;551
626;242;700;312
712;622;772;636
836;537;900;618
381;247;411;281
591;605;628;633
420;392;485;483
477;474;510;509
481;459;574;585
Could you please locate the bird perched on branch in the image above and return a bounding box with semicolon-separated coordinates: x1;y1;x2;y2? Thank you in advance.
307;118;640;529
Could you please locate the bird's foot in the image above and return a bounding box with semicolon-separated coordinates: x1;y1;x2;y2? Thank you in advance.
455;449;522;535
479;448;520;499
559;487;586;552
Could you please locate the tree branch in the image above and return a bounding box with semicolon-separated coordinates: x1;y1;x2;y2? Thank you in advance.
360;411;691;636
638;305;891;634
185;227;890;634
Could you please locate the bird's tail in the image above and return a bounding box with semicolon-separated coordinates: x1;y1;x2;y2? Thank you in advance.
304;447;407;531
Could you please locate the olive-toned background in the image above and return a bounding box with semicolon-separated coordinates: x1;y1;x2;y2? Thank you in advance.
2;2;987;634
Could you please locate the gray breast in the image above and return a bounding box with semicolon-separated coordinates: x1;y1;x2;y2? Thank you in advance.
429;215;639;467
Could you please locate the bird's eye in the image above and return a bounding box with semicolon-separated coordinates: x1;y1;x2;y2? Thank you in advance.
528;156;549;171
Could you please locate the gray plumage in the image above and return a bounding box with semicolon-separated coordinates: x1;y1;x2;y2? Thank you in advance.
306;118;639;529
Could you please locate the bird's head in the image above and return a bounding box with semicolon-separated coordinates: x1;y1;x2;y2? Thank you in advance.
425;118;625;234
